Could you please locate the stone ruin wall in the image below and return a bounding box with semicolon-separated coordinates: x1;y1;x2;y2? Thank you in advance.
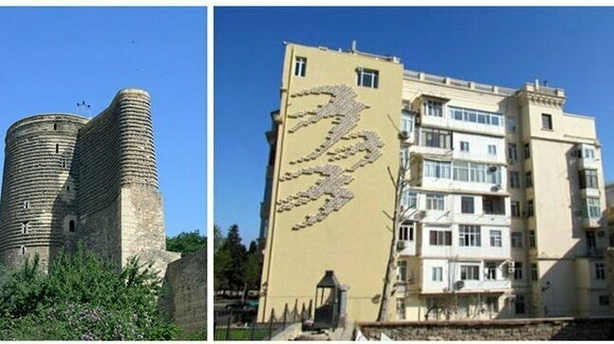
356;318;614;340
159;249;207;336
0;89;179;273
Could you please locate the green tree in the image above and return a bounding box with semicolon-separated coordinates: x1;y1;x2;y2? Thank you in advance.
166;230;206;257
0;247;177;340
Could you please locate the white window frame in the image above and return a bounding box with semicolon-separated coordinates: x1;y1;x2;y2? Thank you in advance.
398;222;414;241
401;110;414;134
460;141;470;152
490;230;502;247
357;68;379;88
294;56;307;77
459;225;481;247
426;194;445;211
400;190;417;209
595;262;606;280
432;267;443;281
511;232;523;248
586;197;601;218
424;100;443;117
488;144;497;155
460;265;480;280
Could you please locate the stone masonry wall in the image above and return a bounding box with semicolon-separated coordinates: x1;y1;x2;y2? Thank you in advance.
356;317;614;340
159;249;207;335
0;89;176;271
0;115;88;269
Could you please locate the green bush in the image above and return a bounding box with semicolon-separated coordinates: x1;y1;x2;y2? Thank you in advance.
0;247;177;340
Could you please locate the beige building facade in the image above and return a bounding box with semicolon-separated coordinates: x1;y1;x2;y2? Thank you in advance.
259;42;610;323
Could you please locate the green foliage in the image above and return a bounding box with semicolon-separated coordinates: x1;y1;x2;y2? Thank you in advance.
166;230;206;257
0;247;178;340
214;224;263;296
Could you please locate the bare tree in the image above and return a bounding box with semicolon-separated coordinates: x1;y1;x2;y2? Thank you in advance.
377;124;411;322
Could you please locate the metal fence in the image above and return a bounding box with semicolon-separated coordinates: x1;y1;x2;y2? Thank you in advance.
213;300;312;341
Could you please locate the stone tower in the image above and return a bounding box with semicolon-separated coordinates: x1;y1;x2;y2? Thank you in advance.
0;89;180;272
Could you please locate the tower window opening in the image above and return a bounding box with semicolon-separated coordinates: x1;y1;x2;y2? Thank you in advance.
21;221;29;234
55;144;59;153
23;201;29;209
20;245;25;255
53;123;57;130
69;220;75;232
66;185;70;191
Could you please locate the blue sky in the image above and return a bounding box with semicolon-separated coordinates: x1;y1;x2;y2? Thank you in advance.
215;7;614;244
0;7;207;238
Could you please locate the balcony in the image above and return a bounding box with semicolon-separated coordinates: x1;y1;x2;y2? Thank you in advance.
456;279;511;292
395;282;408;297
582;217;601;229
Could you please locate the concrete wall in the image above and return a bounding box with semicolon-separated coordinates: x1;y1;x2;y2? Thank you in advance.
159;249;206;335
356;317;614;340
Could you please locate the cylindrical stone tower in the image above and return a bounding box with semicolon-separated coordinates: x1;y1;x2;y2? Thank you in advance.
0;114;89;269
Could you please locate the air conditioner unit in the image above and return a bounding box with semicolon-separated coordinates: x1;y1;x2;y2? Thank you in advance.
454;280;465;291
488;166;498;172
507;265;515;275
397;241;407;250
399;131;409;140
415;116;422;125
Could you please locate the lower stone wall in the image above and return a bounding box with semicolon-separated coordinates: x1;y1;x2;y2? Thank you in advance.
356;317;614;340
159;249;206;336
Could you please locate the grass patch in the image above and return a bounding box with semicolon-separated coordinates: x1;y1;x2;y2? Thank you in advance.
214;328;270;340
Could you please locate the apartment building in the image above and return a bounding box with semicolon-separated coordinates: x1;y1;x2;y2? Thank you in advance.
258;42;609;323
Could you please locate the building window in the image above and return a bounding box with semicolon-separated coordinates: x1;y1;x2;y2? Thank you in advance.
448;106;503;126
460;265;480;280
424;160;452;179
401;190;417;210
459;225;481;247
396;260;407;282
514;295;526;314
483;195;505;215
421;128;452;149
490;230;502;247
529;230;536;248
511;232;523;248
432;267;443;281
579;169;598;189
527;200;534;217
513;262;523;280
525;171;533;188
530;263;538;281
55;144;59;153
488;144;497;155
542;113;553;130
425;194;445;211
429;230;452;246
511;201;520;217
452;161;501;184
53;123;57;130
506;117;517;133
585;197;601;218
20;245;26;256
357;68;379;88
595;262;606;280
524;143;531;159
294;56;307;77
401;110;414;135
69;220;75;233
424;100;443;117
21;221;29;234
485;262;497;280
400;147;409;169
584;148;595;159
509;171;520;188
486;296;499;312
508;143;517;163
599;295;610;306
460;141;470;152
461;196;474;214
396;298;406;320
23;201;29;209
399;222;414;241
